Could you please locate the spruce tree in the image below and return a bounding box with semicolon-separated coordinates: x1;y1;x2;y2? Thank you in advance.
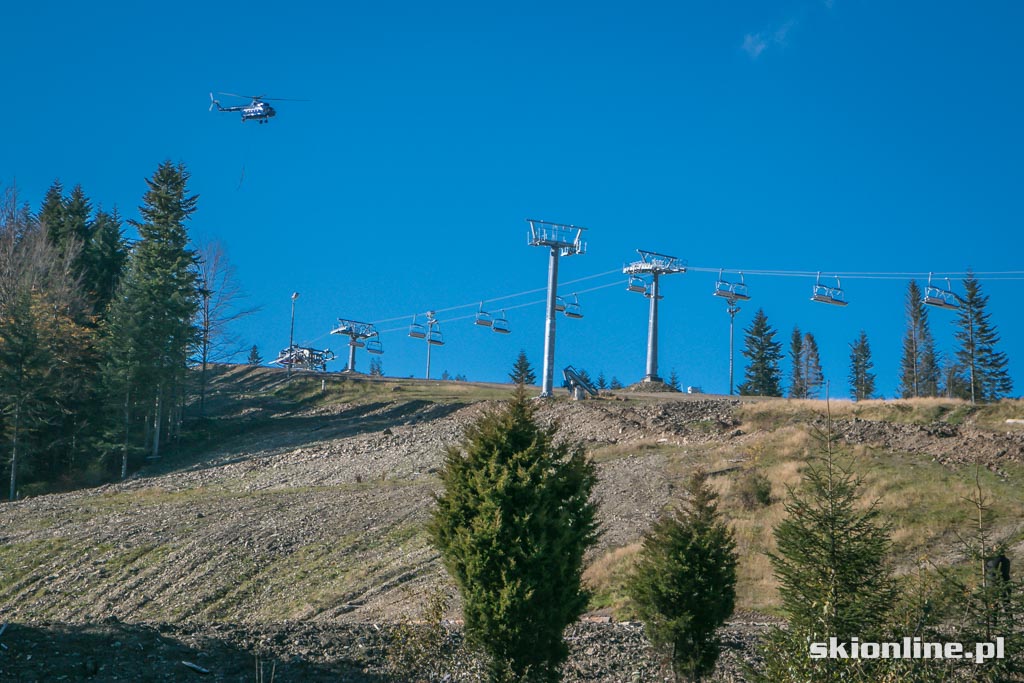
738;308;782;397
609;377;623;390
247;345;262;365
431;386;598;682
848;330;875;401
627;470;737;682
788;327;806;399
898;280;941;398
596;371;607;390
508;349;536;386
801;332;824;399
753;408;897;682
668;368;681;392
954;272;1012;403
84;207;128;316
38;180;66;250
102;161;199;463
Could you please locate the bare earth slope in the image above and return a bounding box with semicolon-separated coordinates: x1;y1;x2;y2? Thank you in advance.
2;365;1023;680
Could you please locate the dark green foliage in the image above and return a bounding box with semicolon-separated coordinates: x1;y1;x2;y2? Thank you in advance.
431;386;599;682
609;377;623;390
668;368;681;392
508;349;536;386
84;207;128;316
738;308;782;397
627;470;737;682
102;161;200;465
954;272;1012;403
899;280;941;398
596;371;607;390
788;327;805;399
752;415;897;682
247;345;263;366
848;330;876;401
368;356;382;376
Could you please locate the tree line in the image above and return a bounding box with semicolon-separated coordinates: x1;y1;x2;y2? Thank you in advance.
738;276;1013;402
0;162;246;499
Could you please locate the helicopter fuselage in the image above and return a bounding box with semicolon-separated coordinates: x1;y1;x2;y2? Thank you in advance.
241;102;276;124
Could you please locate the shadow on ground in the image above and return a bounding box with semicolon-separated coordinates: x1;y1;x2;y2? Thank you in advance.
0;621;390;682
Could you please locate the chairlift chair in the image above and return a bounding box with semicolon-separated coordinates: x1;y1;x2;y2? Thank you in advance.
408;315;427;339
810;273;849;307
366;339;383;354
427;326;445;346
563;293;583;319
474;302;494;327
626;275;647;294
350;340;366;348
923;274;960;310
492;310;511;334
554;296;566;313
712;270;751;302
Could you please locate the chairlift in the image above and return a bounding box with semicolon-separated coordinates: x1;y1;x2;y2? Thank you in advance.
366;338;383;354
554;296;567;313
428;324;445;346
922;273;960;310
626;275;647;294
474;302;494;327
408;315;427;339
810;273;849;307
350;339;366;348
712;270;751;302
492;310;511;334
563;293;583;319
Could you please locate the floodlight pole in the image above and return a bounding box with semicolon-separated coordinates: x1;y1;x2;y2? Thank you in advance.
288;292;299;377
527;219;587;398
727;302;740;395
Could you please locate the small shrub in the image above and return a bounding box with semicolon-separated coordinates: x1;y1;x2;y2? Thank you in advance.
735;470;772;510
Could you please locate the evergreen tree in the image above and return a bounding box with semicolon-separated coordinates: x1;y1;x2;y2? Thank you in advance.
668;368;681;392
738;308;782;397
609;377;623;390
247;345;262;366
801;332;824;399
627;470;737;682
848;330;875;401
788;327;806;399
954;271;1012;403
38;180;66;250
102;161;200;464
431;386;598;682
508;349;536;386
753;412;897;682
596;371;607;390
84;207;128;316
0;292;51;499
898;280;941;398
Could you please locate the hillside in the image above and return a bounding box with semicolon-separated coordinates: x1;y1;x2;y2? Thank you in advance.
2;364;1023;680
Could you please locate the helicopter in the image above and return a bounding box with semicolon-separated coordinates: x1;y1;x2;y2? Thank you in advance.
208;92;305;124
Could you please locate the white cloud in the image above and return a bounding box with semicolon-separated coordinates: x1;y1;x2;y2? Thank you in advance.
742;17;799;59
742;33;768;58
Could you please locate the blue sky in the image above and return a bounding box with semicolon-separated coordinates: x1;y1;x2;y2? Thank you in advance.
4;1;1021;397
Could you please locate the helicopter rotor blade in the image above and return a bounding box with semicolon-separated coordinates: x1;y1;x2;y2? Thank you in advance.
259;97;310;102
216;91;260;100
